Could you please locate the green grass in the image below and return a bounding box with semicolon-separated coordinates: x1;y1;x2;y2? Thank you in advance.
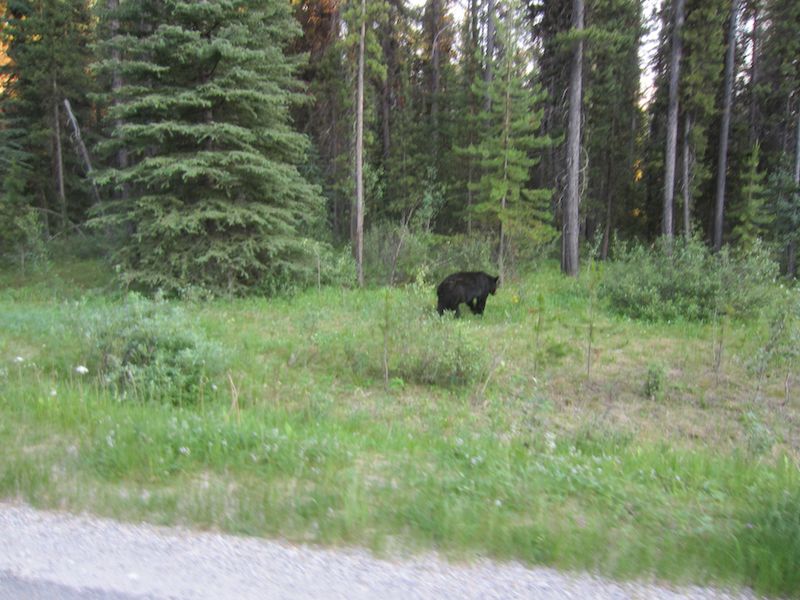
1;259;799;596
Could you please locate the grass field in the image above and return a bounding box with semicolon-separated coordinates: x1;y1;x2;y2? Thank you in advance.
1;259;798;596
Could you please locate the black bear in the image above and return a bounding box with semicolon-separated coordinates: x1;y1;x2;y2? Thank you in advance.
436;271;499;317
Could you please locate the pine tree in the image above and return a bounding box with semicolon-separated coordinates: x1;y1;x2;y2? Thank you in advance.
758;0;799;274
462;0;553;280
0;0;96;234
731;143;771;249
679;0;727;237
583;0;643;258
92;0;323;295
712;0;738;250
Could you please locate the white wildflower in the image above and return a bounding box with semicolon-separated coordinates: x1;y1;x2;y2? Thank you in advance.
14;356;24;363
75;365;89;375
179;446;190;456
495;499;502;507
50;389;57;397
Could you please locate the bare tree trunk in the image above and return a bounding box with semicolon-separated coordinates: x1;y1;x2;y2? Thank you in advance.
790;113;800;277
380;12;395;162
52;82;67;233
109;0;128;182
748;2;760;145
465;0;478;234
430;0;441;153
63;99;101;205
354;0;366;287
498;30;514;284
663;0;684;240
601;134;614;260
713;0;738;251
563;0;584;277
682;113;692;239
484;0;495;111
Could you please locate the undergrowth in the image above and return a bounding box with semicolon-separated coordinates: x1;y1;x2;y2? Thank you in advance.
1;256;798;597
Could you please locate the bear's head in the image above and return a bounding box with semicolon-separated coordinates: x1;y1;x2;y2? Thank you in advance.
489;275;499;295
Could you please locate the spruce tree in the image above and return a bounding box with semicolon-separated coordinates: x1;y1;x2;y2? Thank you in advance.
462;0;553;279
583;0;643;258
731;143;771;250
92;0;323;295
0;0;96;234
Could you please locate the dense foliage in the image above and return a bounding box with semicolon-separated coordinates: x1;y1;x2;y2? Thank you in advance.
1;0;798;292
601;237;778;320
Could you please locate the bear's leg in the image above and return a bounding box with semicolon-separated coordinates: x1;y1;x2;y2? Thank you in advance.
474;295;487;315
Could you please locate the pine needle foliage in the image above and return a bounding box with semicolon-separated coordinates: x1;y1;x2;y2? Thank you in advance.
731;143;772;251
459;1;554;273
92;0;323;296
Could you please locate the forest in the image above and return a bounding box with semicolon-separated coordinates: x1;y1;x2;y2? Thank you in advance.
2;1;800;597
0;0;797;291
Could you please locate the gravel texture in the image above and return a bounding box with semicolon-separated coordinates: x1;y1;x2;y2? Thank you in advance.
0;503;760;600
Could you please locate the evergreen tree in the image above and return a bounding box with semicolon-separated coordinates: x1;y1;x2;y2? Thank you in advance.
679;0;727;237
462;0;553;279
0;159;47;270
583;0;643;258
451;0;484;232
0;0;96;234
92;0;322;295
758;0;799;273
712;0;738;250
731;143;771;249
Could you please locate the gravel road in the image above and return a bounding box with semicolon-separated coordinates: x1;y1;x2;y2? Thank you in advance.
0;503;760;600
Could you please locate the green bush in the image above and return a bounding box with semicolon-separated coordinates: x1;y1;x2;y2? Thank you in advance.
601;237;778;321
643;362;667;400
80;294;226;402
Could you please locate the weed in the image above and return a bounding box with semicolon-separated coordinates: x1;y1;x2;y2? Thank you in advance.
643;362;667;401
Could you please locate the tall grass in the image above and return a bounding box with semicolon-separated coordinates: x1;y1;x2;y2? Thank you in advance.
1;258;798;596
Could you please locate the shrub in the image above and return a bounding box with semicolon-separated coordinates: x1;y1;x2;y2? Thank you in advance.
643;362;667;400
80;294;226;402
363;224;496;286
601;237;778;321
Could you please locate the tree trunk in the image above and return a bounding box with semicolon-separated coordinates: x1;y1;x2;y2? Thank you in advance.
108;0;129;213
430;0;441;153
748;2;760;145
52;82;67;233
563;0;584;277
63;99;101;206
484;0;495;111
713;0;738;251
601;130;614;260
663;0;684;240
354;0;366;287
790;113;800;278
380;12;395;162
682;113;692;239
498;31;514;284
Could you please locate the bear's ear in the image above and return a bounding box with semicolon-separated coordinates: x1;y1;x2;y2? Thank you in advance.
493;275;500;285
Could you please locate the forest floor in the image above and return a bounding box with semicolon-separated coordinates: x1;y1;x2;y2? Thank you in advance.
0;259;798;597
